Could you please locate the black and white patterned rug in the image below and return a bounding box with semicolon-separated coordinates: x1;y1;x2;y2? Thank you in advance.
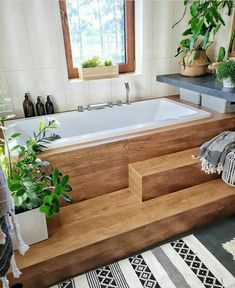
50;235;235;288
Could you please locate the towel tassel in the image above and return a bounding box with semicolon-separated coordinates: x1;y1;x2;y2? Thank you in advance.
1;277;9;288
8;211;29;255
10;253;22;278
0;226;6;245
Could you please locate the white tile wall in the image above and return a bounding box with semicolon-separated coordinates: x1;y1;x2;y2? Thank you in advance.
0;72;13;112
0;0;233;117
7;70;39;117
0;1;34;71
23;0;63;69
36;68;66;112
153;0;175;60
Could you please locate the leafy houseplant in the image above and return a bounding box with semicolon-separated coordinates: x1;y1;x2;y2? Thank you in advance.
0;119;72;219
216;59;235;88
173;0;233;77
79;56;118;80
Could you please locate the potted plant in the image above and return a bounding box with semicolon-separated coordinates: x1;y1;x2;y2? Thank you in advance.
0;118;72;246
173;0;233;77
79;56;119;80
217;59;235;88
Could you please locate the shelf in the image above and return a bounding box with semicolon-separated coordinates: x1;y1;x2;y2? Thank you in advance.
157;74;235;102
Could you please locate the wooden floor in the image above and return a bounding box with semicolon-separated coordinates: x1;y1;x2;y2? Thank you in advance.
9;179;235;288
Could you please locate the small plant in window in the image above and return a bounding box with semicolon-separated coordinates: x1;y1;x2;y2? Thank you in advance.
79;57;119;80
104;60;113;66
81;56;102;68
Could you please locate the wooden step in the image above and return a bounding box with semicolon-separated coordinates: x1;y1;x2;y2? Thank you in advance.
9;179;235;288
129;147;218;201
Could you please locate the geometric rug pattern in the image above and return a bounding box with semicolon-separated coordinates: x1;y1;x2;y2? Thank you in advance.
51;235;235;288
171;239;224;288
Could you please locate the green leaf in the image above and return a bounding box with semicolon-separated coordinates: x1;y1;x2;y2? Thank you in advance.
212;7;225;25
6;132;21;141
61;175;69;187
202;27;211;49
55;183;63;195
39;120;45;132
180;39;190;48
52;169;59;184
16;187;26;197
213;23;221;36
217;46;226;62
61;193;73;203
39;203;48;213
44;195;52;204
190;1;200;17
64;184;72;192
182;28;192;36
9;183;23;191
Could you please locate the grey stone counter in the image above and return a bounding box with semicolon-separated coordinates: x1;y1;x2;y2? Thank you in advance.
157;74;235;102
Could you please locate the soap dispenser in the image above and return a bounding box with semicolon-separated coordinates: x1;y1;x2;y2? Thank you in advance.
23;93;35;117
36;96;45;116
45;95;55;114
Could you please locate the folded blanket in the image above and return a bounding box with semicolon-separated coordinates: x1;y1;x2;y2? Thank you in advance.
0;166;29;288
198;131;235;174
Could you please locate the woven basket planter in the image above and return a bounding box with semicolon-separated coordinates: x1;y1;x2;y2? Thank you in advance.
222;151;235;187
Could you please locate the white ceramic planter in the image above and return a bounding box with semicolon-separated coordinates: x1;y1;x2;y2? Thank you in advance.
79;64;119;80
223;78;235;88
12;208;48;249
179;88;201;105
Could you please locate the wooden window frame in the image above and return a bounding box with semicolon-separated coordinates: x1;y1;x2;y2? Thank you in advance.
59;0;135;79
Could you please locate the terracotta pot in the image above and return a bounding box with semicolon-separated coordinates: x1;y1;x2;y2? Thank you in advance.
179;50;210;77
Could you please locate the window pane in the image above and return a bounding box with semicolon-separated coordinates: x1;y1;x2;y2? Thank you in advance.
67;0;126;68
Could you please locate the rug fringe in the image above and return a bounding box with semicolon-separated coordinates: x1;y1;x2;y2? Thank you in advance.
222;238;235;260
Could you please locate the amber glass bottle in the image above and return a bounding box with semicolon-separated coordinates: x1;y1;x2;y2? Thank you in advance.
23;93;35;117
45;95;55;114
36;97;45;116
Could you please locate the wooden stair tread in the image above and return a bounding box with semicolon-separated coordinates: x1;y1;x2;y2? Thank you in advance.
14;179;235;272
130;147;200;176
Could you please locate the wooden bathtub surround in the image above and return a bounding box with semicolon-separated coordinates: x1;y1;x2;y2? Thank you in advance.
9;179;235;288
129;147;218;201
40;102;235;204
8;98;235;287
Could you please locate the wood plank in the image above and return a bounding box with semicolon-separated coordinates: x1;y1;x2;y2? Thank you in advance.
129;148;218;201
8;179;235;287
42;140;129;203
128;117;235;162
39;97;235;204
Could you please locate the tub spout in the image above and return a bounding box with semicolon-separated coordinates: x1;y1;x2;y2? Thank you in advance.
125;82;131;105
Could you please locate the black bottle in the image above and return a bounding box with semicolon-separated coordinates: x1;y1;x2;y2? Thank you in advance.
45;95;55;114
23;93;35;117
36;96;45;116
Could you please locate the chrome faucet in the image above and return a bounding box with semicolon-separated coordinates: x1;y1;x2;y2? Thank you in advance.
125;82;131;104
87;101;113;110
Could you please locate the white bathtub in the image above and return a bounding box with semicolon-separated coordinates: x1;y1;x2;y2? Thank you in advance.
5;98;211;149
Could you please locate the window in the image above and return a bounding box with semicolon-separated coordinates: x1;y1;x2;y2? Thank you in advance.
59;0;135;79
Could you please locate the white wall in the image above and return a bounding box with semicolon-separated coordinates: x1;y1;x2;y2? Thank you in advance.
0;0;233;118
